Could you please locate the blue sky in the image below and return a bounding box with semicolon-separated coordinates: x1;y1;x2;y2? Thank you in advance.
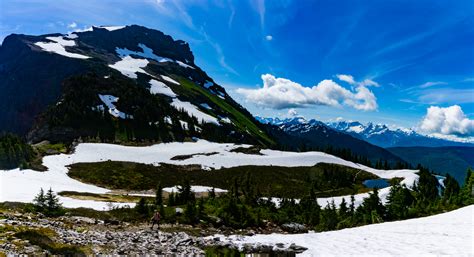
1;0;473;138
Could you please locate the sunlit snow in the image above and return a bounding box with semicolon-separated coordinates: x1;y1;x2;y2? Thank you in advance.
108;55;150;79
161;75;180;85
213;205;473;256
0;140;419;210
149;79;177;97
35;36;90;59
98;94;132;119
171;99;219;125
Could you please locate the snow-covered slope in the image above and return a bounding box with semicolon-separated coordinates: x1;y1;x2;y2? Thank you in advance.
258;116;474;148
328;120;474;147
214;205;474;256
0;140;418;210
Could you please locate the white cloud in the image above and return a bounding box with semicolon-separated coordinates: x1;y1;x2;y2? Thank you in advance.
67;22;77;29
336;74;379;87
419;105;474;136
359;79;380;87
236;74;378;111
336;74;355;85
265;35;273;41
287;108;298;117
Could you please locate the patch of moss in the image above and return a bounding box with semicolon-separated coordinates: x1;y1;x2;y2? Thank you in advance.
14;229;88;256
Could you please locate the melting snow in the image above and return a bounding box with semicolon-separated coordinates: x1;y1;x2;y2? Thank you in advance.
115;44;194;69
179;120;189;130
164;116;173;124
163;185;227;193
98;94;132;119
161;75;180;85
171;99;219;125
200;103;212;110
116;44;174;63
213;205;473;256
100;25;126;31
35;36;90;59
0;140;418;210
219;117;232;124
108;56;150;79
176;60;194;69
149;79;177;97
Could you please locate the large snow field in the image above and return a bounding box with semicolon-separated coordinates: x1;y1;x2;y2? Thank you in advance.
213;205;474;256
0;140;418;210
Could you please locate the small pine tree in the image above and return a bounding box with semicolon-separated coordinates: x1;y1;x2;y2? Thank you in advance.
442;174;460;204
168;191;176;206
39;188;63;216
185;200;198;225
135;197;149;218
155;183;163;207
33;188;47;211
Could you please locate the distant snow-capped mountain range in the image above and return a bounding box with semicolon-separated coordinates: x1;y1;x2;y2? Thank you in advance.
256;116;473;148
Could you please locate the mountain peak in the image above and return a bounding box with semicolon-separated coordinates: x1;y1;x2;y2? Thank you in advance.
0;25;274;147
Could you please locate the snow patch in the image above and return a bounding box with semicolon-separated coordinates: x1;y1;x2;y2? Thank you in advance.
179;120;189;130
99;25;125;31
161;75;180;85
149;79;177;97
200;103;212;110
163;185;227;193
35;36;90;59
171;99;219;125
108;56;149;79
98;94;132;119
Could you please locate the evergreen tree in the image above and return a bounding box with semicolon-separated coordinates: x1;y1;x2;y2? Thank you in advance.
168;191;176;206
135;197;149;217
386;184;414;220
184;200;198;224
442;174;460;204
33;188;47;211
415;167;439;206
460;168;474;205
155;183;163;207
358;188;385;224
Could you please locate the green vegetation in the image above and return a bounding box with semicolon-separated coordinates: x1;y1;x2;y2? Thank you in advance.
33;188;64;217
95;167;472;233
68;162;378;198
14;228;87;256
58;191;154;203
176;77;274;146
0;134;35;169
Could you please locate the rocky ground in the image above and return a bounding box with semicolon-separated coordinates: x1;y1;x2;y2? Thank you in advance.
0;212;308;256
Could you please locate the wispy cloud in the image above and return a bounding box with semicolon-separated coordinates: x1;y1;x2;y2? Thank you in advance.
336;74;379;87
227;0;236;29
255;0;266;30
201;29;239;76
67;22;77;29
418;81;447;88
